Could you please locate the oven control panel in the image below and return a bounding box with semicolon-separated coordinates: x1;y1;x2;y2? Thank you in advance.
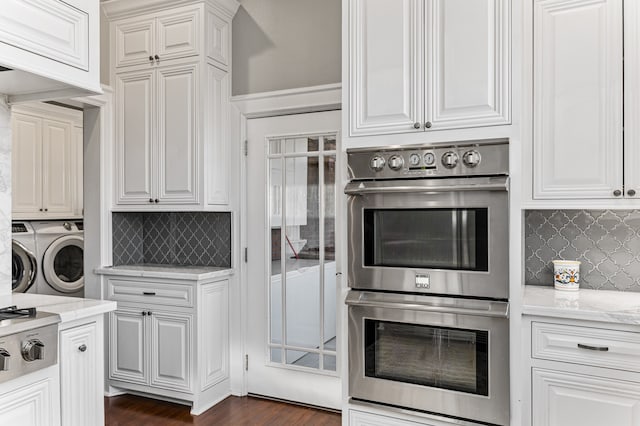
347;139;508;180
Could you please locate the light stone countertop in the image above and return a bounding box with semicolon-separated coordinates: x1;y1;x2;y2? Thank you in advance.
523;285;640;324
95;264;234;281
0;293;116;336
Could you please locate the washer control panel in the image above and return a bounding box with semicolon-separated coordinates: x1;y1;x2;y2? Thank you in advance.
347;139;508;180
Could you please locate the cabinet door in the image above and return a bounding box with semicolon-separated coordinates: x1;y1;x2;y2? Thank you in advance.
11;113;42;215
42;118;74;216
114;17;155;68
624;0;640;197
200;280;229;388
157;8;200;62
426;0;510;130
0;377;56;426
150;311;192;392
533;0;623;199
60;322;99;426
532;369;640;426
156;62;199;204
73;126;83;217
350;0;423;136
109;309;148;385
115;69;155;205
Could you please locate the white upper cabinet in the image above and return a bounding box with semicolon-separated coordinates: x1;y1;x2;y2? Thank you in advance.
105;0;239;210
624;0;640;198
349;0;510;137
12;104;83;219
533;0;623;199
427;0;510;130
350;0;423;136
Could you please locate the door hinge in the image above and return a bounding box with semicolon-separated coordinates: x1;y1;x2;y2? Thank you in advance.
244;140;248;156
244;247;248;263
245;354;249;371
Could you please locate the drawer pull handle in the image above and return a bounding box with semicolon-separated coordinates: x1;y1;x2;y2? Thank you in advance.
143;292;156;296
577;343;609;352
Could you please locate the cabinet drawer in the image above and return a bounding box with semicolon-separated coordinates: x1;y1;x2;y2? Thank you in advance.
532;321;640;372
108;279;193;307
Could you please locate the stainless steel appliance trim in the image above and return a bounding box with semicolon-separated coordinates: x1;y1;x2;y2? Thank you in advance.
344;176;509;195
345;291;509;318
349;399;488;426
345;138;509;154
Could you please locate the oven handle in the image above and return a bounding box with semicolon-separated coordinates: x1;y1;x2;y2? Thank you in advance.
344;177;509;195
345;291;509;318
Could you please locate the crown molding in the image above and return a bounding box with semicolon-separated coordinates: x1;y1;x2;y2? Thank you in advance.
102;0;240;20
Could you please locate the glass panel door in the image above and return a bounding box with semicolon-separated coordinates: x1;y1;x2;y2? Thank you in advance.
268;134;337;373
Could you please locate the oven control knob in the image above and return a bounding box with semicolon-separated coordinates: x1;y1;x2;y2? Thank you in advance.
424;152;436;166
388;155;404;171
0;349;10;371
22;339;44;362
370;155;386;172
462;150;481;168
441;151;459;169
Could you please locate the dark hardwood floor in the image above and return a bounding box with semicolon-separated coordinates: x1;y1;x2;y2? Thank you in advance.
105;394;341;425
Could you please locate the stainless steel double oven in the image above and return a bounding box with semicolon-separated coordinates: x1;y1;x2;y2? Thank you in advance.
345;140;509;425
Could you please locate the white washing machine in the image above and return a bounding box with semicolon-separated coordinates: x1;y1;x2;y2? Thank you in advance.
32;220;84;297
11;222;38;293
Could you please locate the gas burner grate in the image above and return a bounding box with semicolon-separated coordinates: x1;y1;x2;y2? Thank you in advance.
0;306;36;320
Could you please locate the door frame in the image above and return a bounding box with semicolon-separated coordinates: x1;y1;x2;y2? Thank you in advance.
230;83;342;397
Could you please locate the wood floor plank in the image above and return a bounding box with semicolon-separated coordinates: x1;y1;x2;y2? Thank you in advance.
104;394;342;425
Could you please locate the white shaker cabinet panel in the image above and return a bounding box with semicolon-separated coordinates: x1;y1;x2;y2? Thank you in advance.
533;0;623;199
115;69;155;205
350;0;423;136
0;376;57;426
73;126;83;217
60;322;100;426
114;17;155;68
11;113;43;215
532;369;640;426
200;280;229;389
156;62;199;204
426;0;510;129
206;11;230;68
157;9;200;62
109;309;148;385
41;119;74;216
206;64;230;206
624;0;640;198
150;311;192;392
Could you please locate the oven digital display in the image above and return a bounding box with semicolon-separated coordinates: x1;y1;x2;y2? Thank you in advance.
364;319;489;396
363;208;489;271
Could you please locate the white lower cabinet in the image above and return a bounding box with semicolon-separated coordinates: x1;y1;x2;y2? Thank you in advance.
59;321;102;426
107;275;230;414
526;317;640;426
0;371;58;426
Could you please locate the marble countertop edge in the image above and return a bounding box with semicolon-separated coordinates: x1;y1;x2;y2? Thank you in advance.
94;264;234;281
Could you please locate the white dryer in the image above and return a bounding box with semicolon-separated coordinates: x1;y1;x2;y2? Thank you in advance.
11;222;38;293
32;220;84;297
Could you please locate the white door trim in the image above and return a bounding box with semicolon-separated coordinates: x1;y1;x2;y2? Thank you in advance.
230;84;341;397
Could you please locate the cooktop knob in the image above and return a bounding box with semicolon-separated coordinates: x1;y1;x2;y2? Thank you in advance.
462;150;481;168
0;348;10;371
424;151;436;166
409;153;421;166
388;155;404;171
369;155;386;172
22;339;44;362
441;151;459;169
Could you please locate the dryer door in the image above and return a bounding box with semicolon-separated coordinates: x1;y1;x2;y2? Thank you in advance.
12;240;37;293
43;235;84;293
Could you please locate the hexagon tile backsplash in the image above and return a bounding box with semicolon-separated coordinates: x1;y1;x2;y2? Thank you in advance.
525;210;640;291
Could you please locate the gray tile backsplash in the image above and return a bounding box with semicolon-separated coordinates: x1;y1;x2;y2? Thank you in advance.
112;212;231;267
525;210;640;291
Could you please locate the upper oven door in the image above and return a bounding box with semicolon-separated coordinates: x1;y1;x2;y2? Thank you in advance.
345;176;509;299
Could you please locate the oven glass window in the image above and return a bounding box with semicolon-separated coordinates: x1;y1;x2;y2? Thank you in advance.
363;208;488;271
364;319;488;396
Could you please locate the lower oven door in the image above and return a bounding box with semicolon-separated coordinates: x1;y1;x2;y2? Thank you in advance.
347;291;509;426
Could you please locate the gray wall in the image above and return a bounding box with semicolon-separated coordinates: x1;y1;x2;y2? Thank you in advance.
232;0;341;95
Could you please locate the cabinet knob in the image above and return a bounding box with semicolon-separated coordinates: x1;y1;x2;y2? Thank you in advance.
149;198;153;203
142;311;147;316
39;208;43;212
148;56;154;62
154;199;159;203
425;121;432;129
628;189;637;197
44;208;48;212
413;122;421;129
613;189;622;197
154;54;160;61
78;344;87;352
147;311;152;316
